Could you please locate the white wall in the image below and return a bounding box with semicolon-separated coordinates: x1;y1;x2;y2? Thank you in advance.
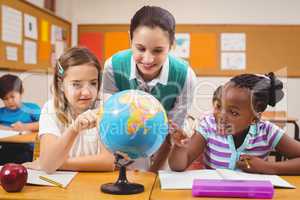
1;0;299;136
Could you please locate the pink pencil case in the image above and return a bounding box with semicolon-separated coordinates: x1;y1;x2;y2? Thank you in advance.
192;179;274;199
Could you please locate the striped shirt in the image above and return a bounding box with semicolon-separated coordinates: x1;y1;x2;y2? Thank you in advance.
196;114;284;170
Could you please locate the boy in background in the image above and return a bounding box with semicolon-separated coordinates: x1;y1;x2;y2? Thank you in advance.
0;74;41;164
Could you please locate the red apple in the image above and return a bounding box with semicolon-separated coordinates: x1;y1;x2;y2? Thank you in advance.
0;163;28;192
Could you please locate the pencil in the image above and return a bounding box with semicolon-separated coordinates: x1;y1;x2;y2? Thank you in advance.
39;176;64;188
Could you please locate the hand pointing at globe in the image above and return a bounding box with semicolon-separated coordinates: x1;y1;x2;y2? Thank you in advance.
169;121;190;148
71;109;97;132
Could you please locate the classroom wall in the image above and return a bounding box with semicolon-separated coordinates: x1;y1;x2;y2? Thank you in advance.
56;0;300;137
1;0;299;136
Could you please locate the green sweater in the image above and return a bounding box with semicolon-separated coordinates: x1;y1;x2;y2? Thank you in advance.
111;49;187;112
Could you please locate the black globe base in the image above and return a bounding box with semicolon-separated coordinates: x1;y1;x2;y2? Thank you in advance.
100;153;144;195
101;182;144;195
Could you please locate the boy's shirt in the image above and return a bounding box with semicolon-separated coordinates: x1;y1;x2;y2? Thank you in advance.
0;102;41;127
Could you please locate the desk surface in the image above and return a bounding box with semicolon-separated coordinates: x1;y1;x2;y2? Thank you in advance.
0;132;37;143
0;171;156;200
150;176;300;200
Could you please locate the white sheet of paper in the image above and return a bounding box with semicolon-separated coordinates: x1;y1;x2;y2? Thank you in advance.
24;40;37;64
170;33;190;58
158;169;295;189
0;129;20;138
1;5;22;44
27;169;77;188
221;33;246;51
221;52;246;70
216;169;295;189
6;46;18;61
24;14;38;39
158;170;221;189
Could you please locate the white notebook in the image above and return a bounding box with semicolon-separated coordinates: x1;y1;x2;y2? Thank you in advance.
158;169;295;190
27;169;78;188
0;130;20;138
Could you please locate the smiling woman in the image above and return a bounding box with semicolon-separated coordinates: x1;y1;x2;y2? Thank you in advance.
100;6;198;172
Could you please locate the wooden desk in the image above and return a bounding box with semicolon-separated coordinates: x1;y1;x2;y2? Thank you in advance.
0;171;156;200
150;176;300;200
0;132;37;143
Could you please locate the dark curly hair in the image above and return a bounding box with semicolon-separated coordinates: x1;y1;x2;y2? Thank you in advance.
229;72;284;113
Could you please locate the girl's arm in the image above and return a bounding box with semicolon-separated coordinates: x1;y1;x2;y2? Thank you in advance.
38;110;99;173
269;134;300;174
59;141;115;172
38;127;81;173
168;131;206;171
238;134;300;175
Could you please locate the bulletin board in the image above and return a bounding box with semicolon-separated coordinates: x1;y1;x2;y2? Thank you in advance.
0;0;71;72
78;24;300;77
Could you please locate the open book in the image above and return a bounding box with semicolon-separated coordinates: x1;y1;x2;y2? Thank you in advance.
158;169;295;190
27;169;77;188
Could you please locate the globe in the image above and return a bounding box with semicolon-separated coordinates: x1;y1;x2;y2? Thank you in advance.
98;90;168;159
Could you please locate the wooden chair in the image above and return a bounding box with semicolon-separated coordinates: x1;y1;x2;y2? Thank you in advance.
33;134;40;160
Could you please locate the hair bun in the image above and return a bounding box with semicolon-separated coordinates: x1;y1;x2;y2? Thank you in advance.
266;72;284;106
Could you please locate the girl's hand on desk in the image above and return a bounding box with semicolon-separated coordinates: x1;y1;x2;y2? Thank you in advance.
23;159;41;170
169;121;190;148
237;155;275;174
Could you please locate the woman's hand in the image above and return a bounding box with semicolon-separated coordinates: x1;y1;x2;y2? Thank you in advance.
236;155;276;174
71;109;97;132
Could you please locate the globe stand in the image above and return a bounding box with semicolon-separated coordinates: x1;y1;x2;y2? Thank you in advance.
100;153;144;195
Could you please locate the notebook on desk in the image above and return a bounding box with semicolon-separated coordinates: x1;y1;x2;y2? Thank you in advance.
158;169;295;190
0;130;21;138
27;169;77;188
0;130;31;138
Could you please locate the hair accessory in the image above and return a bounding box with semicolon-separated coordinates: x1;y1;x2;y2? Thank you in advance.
57;61;64;76
266;72;276;106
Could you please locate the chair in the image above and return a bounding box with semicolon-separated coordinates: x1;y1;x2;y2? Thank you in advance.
262;111;300;161
33;134;40;160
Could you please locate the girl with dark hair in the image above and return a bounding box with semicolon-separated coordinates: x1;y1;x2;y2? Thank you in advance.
23;47;114;173
101;6;197;172
169;73;300;175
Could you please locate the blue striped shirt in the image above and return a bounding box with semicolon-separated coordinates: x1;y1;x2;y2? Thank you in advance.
196;114;284;170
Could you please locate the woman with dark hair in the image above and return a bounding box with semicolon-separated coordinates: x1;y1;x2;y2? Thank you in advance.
101;6;197;172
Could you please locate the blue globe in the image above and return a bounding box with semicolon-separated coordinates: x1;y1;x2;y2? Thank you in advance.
98;90;168;159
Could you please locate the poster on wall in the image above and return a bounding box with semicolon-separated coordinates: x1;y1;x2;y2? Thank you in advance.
1;5;22;44
170;33;190;59
24;14;38;39
221;52;246;70
221;33;246;51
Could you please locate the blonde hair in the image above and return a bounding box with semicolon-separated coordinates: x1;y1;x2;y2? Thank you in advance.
53;47;102;125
